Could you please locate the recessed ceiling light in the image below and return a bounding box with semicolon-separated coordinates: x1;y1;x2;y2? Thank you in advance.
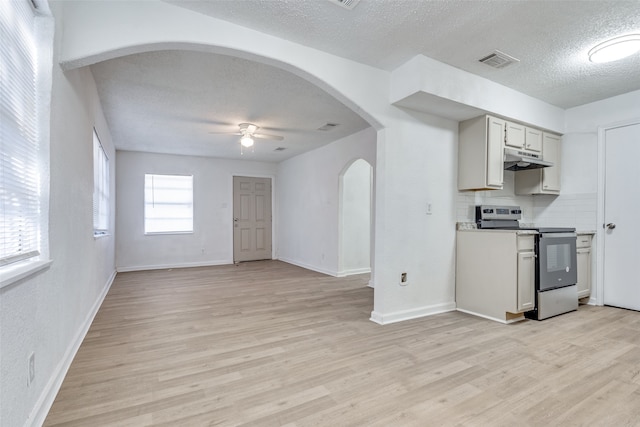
589;34;640;63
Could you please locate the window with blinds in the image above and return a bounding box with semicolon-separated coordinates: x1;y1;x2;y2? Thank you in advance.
0;0;41;266
144;174;194;234
93;130;109;235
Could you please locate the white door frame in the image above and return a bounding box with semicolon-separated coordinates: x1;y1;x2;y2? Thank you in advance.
231;173;277;261
595;118;640;306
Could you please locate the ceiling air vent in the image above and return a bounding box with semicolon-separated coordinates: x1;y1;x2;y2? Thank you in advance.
327;0;361;10
317;123;340;131
274;147;287;151
478;50;520;69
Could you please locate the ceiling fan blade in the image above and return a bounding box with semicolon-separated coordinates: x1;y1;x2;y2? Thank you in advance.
208;131;242;135
253;133;284;141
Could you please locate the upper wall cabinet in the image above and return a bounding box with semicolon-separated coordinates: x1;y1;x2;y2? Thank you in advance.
459;114;562;193
505;121;525;149
505;121;542;152
524;127;543;152
458;115;505;191
515;132;561;195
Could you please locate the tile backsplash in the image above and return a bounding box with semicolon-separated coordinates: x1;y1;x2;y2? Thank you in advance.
533;193;597;231
457;171;598;231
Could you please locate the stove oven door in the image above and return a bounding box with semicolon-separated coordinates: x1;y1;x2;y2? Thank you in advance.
537;232;577;291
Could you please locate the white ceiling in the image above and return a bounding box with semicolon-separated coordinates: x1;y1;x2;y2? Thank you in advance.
90;51;371;161
91;0;640;161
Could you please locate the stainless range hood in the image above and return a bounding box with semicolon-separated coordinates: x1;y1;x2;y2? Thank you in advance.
504;148;553;171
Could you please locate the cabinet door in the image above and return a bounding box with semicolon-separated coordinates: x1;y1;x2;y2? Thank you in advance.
486;117;505;188
542;133;561;192
505;121;526;149
525;127;542;152
517;251;535;312
577;248;591;299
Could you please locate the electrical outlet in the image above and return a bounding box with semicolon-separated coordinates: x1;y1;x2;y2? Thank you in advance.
400;272;408;286
28;352;35;386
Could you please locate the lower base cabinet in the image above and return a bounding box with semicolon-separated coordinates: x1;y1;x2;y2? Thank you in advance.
456;230;536;323
576;234;593;299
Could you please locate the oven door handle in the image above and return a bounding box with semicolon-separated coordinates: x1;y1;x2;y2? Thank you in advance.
539;232;577;238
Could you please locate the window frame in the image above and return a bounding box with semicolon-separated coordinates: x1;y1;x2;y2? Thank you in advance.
92;128;110;237
0;0;53;289
143;173;194;235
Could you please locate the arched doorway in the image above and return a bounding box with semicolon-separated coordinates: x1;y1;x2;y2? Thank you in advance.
338;158;373;281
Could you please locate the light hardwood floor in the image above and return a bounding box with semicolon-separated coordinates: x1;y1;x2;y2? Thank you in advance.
45;261;640;426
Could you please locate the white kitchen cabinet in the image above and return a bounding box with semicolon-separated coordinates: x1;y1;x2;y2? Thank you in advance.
458;115;505;191
505;122;542;152
505;121;526;149
456;230;536;323
515;132;561;195
517;251;535;312
576;234;593;299
524;127;543;152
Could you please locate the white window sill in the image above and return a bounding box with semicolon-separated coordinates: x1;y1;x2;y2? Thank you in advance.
1;259;53;290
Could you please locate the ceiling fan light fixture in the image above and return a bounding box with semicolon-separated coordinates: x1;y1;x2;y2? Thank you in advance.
240;135;254;147
589;34;640;63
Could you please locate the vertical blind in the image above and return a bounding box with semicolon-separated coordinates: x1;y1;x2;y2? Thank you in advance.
0;0;41;266
93;130;109;234
144;174;193;234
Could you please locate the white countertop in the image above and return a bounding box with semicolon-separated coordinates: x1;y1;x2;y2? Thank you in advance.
457;228;538;235
457;222;597;235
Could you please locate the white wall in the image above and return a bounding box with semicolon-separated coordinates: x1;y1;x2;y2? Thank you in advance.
54;0;567;327
539;89;640;233
277;128;376;276
0;2;117;425
564;89;640;305
116;151;277;271
340;159;372;276
371;112;460;324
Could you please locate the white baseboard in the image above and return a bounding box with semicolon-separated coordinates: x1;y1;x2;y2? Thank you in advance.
27;269;117;427
278;257;338;277
116;259;232;273
367;280;374;288
336;267;371;277
370;302;456;325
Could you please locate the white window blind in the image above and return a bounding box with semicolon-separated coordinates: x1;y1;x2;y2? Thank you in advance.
144;174;193;234
0;0;41;266
93;130;109;235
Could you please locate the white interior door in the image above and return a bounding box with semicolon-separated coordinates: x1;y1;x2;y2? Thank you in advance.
233;176;272;262
603;123;640;310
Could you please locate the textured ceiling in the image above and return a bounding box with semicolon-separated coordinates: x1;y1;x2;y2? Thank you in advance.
167;0;640;109
92;0;640;161
90;51;370;161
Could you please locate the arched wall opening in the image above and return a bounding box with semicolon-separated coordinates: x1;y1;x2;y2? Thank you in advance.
75;43;383;283
338;158;374;280
57;0;389;313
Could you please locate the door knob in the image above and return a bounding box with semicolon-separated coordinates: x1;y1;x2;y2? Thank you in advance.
606;223;616;230
233;217;238;222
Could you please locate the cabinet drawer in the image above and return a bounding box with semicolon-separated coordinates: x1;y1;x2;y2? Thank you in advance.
517;235;535;251
577;235;592;248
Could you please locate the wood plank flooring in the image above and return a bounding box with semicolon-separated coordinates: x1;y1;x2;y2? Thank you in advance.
45;260;640;426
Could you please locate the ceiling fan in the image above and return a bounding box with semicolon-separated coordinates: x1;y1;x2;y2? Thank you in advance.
209;123;284;150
